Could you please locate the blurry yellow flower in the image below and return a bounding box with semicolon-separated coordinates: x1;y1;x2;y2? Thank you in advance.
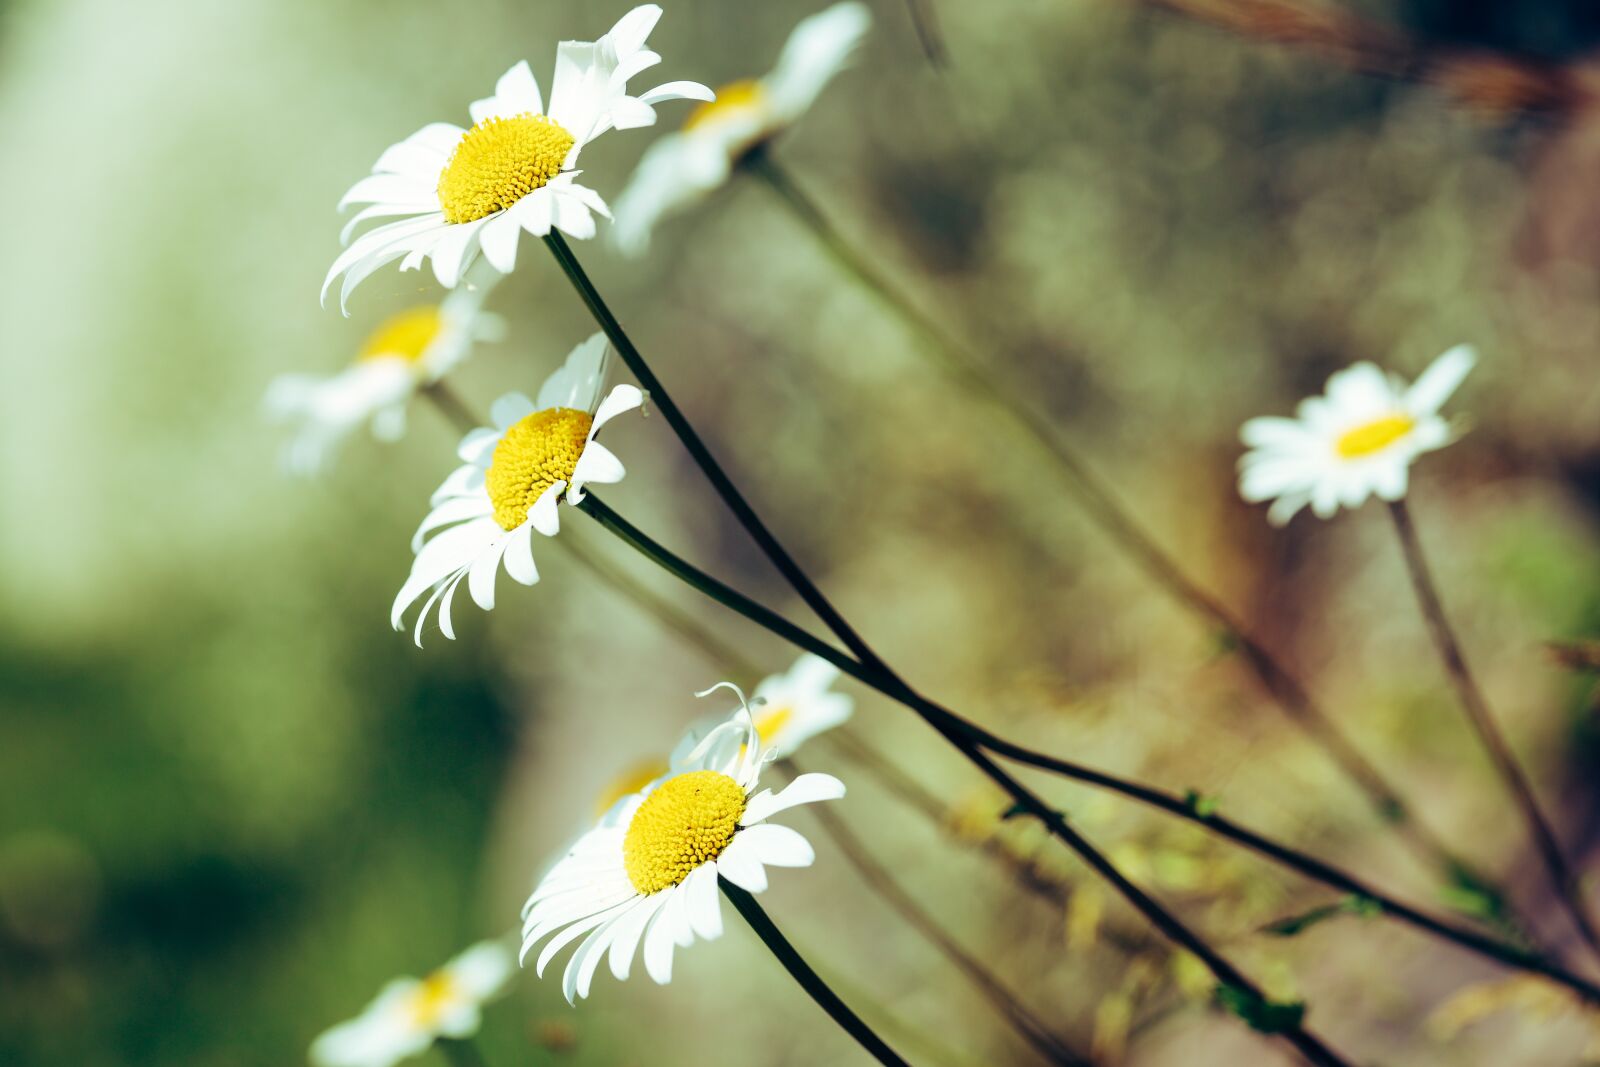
310;941;513;1067
1238;344;1476;524
611;2;871;254
266;276;501;474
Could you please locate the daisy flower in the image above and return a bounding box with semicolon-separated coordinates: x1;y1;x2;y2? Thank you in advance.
520;691;845;1002
391;333;643;644
267;274;503;474
1238;345;1477;525
309;940;513;1067
610;2;871;255
324;5;712;309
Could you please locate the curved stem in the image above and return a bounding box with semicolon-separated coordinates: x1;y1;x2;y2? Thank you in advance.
575;492;1600;1006
744;146;1488;905
721;878;913;1067
1389;499;1600;962
782;760;1094;1067
579;494;1356;1065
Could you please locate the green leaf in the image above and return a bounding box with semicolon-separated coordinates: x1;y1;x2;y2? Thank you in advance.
1260;895;1382;937
1183;790;1219;818
1439;865;1509;924
1215;985;1306;1034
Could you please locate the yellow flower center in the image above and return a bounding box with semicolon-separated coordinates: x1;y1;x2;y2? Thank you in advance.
595;758;670;819
754;705;792;746
1335;414;1415;458
357;306;444;364
437;113;575;225
622;770;746;894
683;79;768;132
406;971;460;1029
484;408;593;531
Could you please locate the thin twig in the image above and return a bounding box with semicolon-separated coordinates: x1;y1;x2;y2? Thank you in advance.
904;0;948;67
783;759;1095;1066
721;879;914;1067
1389;499;1600;963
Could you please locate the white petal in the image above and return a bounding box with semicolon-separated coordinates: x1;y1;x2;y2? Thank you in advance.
605;896;659;981
502;524;540;585
490;392;536;430
529;482;564;536
1406;344;1476;416
714;836;768;893
467;534;509;610
683;862;723;941
641;892;680;984
478;211;523;274
742;773;846;824
738;823;815;868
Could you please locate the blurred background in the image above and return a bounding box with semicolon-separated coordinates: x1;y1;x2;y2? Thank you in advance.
3;0;1599;1064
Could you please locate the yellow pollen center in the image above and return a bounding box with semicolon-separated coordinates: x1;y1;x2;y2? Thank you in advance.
358;306;444;364
406;972;459;1029
754;706;792;746
595;758;670;819
484;408;593;531
1335;413;1415;458
437;113;574;225
683;79;768;132
622;770;746;894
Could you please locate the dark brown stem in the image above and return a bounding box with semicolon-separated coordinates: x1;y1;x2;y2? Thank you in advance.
1389;498;1600;962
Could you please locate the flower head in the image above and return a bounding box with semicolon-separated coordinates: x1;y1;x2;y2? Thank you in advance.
325;5;712;309
611;2;870;254
1238;345;1476;525
310;941;513;1067
520;689;844;1001
267;277;502;474
391;333;643;644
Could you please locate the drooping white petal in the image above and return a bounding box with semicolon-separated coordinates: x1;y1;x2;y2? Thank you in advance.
1406;344;1476;416
714;835;768;893
742;772;846;824
737;823;816;868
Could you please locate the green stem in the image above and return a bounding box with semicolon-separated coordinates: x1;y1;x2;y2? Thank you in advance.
787;760;1094;1066
744;146;1485;904
578;493;1355;1066
721;879;914;1067
1389;498;1600;963
575;492;1600;1006
435;1037;492;1067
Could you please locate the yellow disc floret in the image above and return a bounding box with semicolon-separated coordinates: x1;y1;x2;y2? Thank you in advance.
1335;414;1415;458
407;971;460;1028
358;305;444;364
622;770;747;894
485;408;593;531
437;113;575;225
683;79;768;132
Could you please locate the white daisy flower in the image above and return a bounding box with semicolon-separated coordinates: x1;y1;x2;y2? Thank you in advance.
267;277;503;474
391;333;643;644
1238;345;1477;526
520;691;845;1002
324;5;712;309
610;2;871;255
309;940;513;1067
748;653;854;760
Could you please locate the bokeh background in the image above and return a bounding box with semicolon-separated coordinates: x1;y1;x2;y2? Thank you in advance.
3;0;1599;1064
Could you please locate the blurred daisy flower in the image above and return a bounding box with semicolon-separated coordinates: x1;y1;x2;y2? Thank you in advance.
325;5;711;309
309;941;513;1067
1238;345;1476;525
715;653;854;760
520;690;844;1001
391;333;642;644
267;275;502;474
611;2;871;255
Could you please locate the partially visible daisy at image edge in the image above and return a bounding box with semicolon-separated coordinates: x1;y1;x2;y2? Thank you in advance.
267;270;503;474
325;4;712;310
1238;344;1477;525
610;1;871;255
520;689;844;1002
309;940;513;1067
392;333;643;645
